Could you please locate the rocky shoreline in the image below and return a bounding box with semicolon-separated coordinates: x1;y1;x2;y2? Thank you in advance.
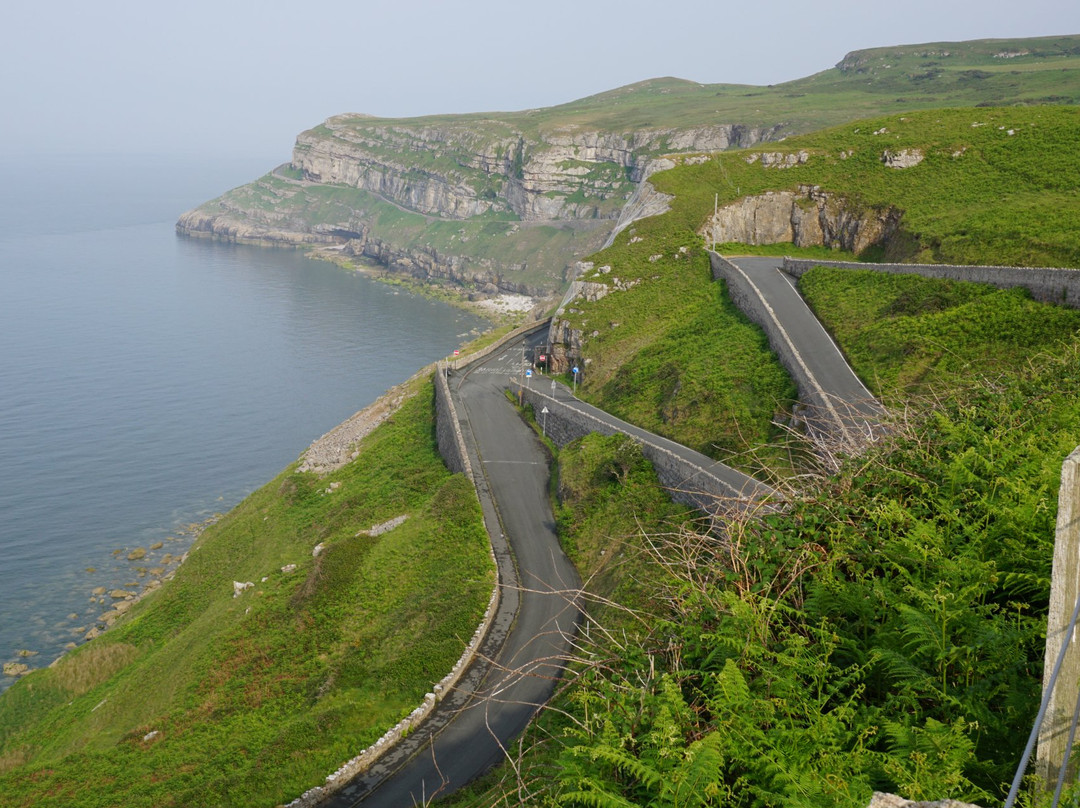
306;244;549;324
1;516;219;681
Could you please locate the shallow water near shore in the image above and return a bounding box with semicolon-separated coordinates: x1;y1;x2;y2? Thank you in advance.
0;154;487;690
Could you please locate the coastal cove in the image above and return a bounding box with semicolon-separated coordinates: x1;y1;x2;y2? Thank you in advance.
0;156;488;689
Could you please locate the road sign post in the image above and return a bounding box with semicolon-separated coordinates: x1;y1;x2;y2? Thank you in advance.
541;405;549;437
572;366;579;394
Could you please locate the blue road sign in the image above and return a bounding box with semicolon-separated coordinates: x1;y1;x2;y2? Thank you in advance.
525;369;533;378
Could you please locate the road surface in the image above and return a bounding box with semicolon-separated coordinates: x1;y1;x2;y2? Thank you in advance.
325;327;581;807
722;255;887;449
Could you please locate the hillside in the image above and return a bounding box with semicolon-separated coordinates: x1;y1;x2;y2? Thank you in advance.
441;109;1080;807
0;380;495;807
177;35;1080;299
4;35;1080;808
545;105;1080;470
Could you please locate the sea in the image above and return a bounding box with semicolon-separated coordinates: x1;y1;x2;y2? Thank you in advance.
0;154;488;691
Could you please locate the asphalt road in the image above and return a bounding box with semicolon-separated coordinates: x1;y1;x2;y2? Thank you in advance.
324;256;886;804
518;372;777;504
723;256;887;447
325;327;582;807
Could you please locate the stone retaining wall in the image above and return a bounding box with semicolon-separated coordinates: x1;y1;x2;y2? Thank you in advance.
783;258;1080;308
434;366;472;478
284;320;548;807
515;382;771;516
283;583;500;807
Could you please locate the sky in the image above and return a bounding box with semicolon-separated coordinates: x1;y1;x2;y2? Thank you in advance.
3;0;1078;163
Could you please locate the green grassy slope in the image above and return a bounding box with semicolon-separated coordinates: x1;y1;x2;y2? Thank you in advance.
552;106;1080;476
657;105;1080;267
453;281;1080;807
443;104;1080;807
348;36;1080;138
0;381;494;808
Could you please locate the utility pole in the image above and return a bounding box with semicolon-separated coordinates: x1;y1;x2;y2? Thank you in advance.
713;192;718;252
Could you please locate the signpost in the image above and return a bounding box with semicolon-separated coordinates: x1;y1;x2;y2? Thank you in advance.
572;366;580;394
541;405;549;437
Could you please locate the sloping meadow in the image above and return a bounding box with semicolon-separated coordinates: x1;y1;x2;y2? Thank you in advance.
0;381;494;807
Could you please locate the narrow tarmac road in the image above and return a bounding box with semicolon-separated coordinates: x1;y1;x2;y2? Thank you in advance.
721;255;887;448
325;328;581;807
327;253;888;804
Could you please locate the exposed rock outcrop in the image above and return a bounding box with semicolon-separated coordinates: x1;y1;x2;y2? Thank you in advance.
177;108;782;295
294;121;776;224
546;317;585;375
700;185;902;255
867;793;981;808
882;148;924;168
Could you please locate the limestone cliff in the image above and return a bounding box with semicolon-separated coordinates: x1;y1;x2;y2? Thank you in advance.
700;185;902;255
177;79;782;296
291;118;773;223
177;37;1080;297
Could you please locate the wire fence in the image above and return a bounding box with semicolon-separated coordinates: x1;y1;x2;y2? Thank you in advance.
1006;577;1080;807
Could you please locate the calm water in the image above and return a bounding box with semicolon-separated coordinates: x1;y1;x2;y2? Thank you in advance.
0;155;487;688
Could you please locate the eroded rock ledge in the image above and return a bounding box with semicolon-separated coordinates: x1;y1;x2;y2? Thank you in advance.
176;115;782;296
700;185;902;255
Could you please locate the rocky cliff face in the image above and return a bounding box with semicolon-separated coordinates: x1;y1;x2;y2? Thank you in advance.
177;111;781;296
294;118;777;223
700;185;902;255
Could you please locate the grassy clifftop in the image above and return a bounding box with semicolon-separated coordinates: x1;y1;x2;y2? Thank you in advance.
180;35;1080;298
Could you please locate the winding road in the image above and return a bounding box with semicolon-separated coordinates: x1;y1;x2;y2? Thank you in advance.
323;326;582;807
719;255;887;449
323;257;885;806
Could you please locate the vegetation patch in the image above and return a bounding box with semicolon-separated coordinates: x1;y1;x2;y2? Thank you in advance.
554;105;1080;482
657;106;1080;268
799;267;1080;397
0;382;493;807
448;264;1080;808
558;234;797;475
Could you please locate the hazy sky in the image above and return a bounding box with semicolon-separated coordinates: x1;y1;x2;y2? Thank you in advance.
3;0;1078;163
